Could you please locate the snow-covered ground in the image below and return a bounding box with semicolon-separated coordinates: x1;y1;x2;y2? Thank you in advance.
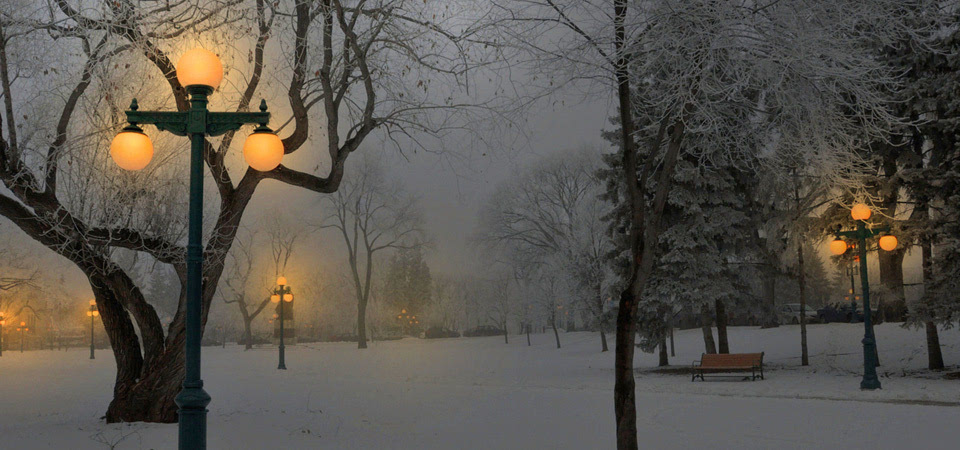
1;323;958;449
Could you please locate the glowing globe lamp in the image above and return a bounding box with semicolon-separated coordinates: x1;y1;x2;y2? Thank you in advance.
110;126;154;171
176;48;223;90
243;128;284;172
277;276;288;286
851;203;872;221
270;294;280;303
283;293;293;302
879;235;898;252
830;239;848;255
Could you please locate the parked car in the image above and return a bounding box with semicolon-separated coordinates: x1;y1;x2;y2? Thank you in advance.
421;326;461;339
463;325;504;337
777;303;819;325
817;303;864;323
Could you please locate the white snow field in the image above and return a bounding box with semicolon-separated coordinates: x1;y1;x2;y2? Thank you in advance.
1;323;958;449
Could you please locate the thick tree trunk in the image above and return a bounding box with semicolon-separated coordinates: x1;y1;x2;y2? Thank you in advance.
925;322;944;370
79;264;182;424
878;248;907;322
669;325;675;357
357;298;368;349
600;329;609;352
613;290;639;450
105;339;184;423
701;326;716;354
658;335;668;367
700;304;716;354
921;241;945;370
796;240;809;366
552;317;561;349
794;179;809;365
715;299;729;354
760;266;779;328
243;318;253;350
504;326;509;344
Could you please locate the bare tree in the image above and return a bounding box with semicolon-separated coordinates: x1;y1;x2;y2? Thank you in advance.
480;274;513;344
0;246;36;296
317;155;425;348
220;221;301;351
0;0;496;422
477;148;614;351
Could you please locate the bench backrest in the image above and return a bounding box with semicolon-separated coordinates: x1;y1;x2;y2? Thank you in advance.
700;352;763;367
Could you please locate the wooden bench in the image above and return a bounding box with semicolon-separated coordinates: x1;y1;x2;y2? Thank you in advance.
691;352;764;381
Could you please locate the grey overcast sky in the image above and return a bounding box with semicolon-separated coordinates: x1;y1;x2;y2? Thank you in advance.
238;89;615;280
396;95;614;275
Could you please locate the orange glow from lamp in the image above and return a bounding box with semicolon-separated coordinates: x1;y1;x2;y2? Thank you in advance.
243;125;284;172
176;48;224;90
89;299;97;307
879;235;898;251
283;293;293;303
277;276;288;286
829;239;848;255
270;294;280;303
110;124;154;171
851;203;872;221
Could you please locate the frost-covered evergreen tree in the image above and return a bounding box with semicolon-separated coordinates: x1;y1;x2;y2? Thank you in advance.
900;11;960;369
601;139;760;357
384;247;433;319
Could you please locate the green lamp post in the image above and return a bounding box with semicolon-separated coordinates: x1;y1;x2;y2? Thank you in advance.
110;48;284;449
87;299;99;359
271;277;292;370
830;203;898;390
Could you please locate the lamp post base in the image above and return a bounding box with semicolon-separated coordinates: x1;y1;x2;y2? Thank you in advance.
860;336;882;390
175;382;212;449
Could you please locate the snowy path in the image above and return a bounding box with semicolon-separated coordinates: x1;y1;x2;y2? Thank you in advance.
0;324;957;449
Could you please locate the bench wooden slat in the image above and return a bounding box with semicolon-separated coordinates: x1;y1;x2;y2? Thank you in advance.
692;352;764;382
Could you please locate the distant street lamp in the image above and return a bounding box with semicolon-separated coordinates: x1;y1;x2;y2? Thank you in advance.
86;300;100;359
829;203;897;390
110;48;283;449
396;309;418;335
271;276;292;370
